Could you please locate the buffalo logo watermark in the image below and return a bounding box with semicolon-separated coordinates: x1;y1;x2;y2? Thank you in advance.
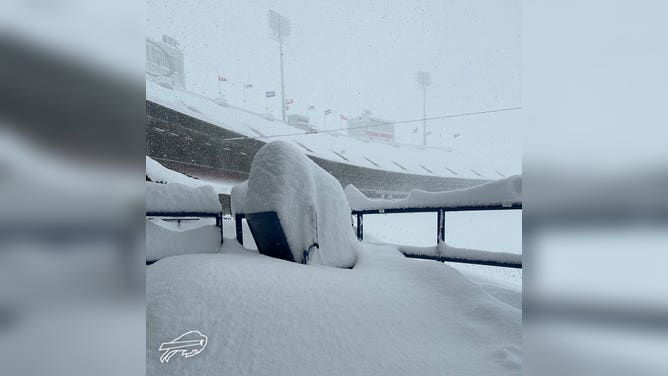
159;330;208;363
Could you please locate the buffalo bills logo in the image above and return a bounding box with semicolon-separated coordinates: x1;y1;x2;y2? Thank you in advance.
159;330;208;363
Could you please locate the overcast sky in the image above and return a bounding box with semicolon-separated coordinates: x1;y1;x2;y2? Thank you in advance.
147;0;521;171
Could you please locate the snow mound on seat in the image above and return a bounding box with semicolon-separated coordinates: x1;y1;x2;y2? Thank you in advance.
230;180;248;215
246;141;359;268
146;182;221;214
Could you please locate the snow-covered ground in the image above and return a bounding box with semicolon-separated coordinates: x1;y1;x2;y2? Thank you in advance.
147;239;521;375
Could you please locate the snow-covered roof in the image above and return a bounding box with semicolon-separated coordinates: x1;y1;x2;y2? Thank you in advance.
146;80;515;180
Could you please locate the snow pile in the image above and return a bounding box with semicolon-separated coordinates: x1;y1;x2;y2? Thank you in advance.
345;174;522;211
246;141;359;267
146;220;221;262
146;156;196;185
146;182;221;214
398;242;522;266
147;242;521;375
146;156;236;194
230;180;248;215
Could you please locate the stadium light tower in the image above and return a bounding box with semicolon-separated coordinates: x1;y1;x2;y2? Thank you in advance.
268;10;290;122
416;71;431;146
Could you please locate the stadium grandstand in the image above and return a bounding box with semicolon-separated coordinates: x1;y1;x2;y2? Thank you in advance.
146;79;515;206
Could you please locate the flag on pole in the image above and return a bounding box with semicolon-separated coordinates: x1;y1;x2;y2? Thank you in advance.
218;75;227;82
285;99;294;104
265;91;276;97
453;133;460;138
245;84;253;89
340;114;348;120
324;109;332;115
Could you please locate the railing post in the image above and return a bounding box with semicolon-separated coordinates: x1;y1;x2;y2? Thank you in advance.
235;214;244;244
356;213;363;241
437;209;445;244
216;213;224;244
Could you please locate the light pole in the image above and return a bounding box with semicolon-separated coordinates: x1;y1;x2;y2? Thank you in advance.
416;71;431;146
242;83;253;110
268;10;290;122
323;109;332;130
307;104;314;125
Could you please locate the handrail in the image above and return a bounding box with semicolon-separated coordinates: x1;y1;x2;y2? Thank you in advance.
352;203;522;268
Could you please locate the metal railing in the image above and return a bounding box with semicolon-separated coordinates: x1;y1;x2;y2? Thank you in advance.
352;203;522;268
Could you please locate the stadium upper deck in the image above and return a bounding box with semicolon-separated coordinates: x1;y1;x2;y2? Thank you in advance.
146;80;517;182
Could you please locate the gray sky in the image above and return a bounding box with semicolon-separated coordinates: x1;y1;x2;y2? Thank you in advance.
147;0;521;170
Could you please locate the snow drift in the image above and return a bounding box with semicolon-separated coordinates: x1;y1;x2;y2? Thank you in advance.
147;242;521;375
146;156;237;194
345;174;522;211
245;141;359;268
146;181;222;214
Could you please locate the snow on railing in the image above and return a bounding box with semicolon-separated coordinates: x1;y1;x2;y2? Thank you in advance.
398;243;522;269
345;175;521;212
346;176;522;268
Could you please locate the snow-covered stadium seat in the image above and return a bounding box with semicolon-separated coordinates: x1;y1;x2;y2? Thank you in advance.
146;182;223;263
245;141;360;268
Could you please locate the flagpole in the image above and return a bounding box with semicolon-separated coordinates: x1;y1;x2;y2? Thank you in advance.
268;10;290;122
422;84;426;146
217;71;221;96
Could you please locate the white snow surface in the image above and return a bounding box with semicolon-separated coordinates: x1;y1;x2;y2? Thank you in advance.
146;156;236;194
398;242;522;266
146;220;221;262
146;80;518;179
146;182;221;214
246;141;359;268
147;241;521;375
345;174;522;211
230;180;248;215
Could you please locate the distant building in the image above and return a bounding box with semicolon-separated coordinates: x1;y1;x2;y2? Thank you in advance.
288;114;315;132
146;35;185;89
347;110;394;142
